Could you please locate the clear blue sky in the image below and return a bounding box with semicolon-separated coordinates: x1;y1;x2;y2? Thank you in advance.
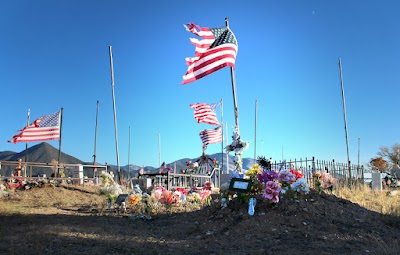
1;0;399;168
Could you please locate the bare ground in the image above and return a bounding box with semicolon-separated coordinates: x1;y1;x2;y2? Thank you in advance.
0;185;399;255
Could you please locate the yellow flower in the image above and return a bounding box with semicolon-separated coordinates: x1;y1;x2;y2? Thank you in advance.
128;194;142;206
246;164;262;177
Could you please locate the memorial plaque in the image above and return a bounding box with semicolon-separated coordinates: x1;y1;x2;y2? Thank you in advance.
229;178;252;193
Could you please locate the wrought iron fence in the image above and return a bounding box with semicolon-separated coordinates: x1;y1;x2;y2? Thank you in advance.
269;157;365;185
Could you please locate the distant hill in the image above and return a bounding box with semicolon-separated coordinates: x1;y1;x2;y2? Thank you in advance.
0;142;83;176
0;151;16;161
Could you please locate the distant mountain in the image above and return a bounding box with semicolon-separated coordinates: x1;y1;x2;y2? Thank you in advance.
0;142;83;176
0;151;16;161
9;142;83;164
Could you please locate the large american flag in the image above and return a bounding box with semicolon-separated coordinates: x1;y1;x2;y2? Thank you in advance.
182;23;238;84
190;102;220;126
200;126;222;145
9;111;61;144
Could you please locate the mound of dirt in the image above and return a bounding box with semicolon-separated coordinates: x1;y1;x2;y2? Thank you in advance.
0;187;399;254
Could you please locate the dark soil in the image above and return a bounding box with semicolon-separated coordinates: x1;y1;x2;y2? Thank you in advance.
0;188;399;255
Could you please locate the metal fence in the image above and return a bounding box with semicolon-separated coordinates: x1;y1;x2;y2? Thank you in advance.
269;157;366;185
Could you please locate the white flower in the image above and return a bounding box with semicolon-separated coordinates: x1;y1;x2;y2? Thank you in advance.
291;178;310;194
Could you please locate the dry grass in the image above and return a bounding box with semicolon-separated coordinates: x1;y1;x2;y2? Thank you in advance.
0;185;106;215
334;181;400;216
2;181;399;217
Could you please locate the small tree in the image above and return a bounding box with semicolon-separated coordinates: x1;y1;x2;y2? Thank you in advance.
378;143;400;166
369;157;389;172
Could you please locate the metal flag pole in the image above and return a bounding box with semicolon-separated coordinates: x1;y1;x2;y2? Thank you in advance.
357;137;360;169
338;57;351;180
57;108;64;177
225;17;243;173
225;122;229;174
254;99;258;163
220;98;224;174
109;46;122;184
24;109;30;177
128;126;131;180
93;100;99;166
225;18;240;133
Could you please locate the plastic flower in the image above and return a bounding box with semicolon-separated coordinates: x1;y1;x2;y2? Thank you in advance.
153;186;166;199
187;192;201;203
321;173;336;190
128;193;142;206
159;190;175;205
313;171;322;179
212;158;218;166
262;181;282;203
203;181;212;191
278;169;296;185
175;187;188;195
257;170;278;184
246;164;262;178
291;178;310;194
173;190;184;204
199;189;212;203
290;169;304;180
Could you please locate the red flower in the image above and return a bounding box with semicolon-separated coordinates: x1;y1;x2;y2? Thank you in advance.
290;169;303;180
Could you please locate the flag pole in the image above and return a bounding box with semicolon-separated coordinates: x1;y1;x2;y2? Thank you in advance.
57;107;64;177
109;46;122;184
254;99;258;163
220;98;224;174
93;100;99;166
225;18;240;133
24;109;30;177
225;122;229;174
225;17;243;173
338;57;351;180
93;100;99;178
128;126;131;180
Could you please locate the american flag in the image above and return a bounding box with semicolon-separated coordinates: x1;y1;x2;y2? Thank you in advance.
200;126;222;145
9;111;61;144
190;102;220;126
182;23;238;84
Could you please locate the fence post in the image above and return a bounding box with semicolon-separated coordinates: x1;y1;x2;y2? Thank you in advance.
312;157;315;173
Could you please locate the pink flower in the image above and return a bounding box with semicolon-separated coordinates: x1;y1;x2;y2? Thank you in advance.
203;181;212;190
278;169;296;185
262;181;282;203
154;186;166;199
199;189;212;202
176;187;188;195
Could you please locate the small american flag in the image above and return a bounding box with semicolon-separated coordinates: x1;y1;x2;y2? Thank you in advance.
190;102;220;126
9;111;61;144
182;23;238;84
200;126;222;145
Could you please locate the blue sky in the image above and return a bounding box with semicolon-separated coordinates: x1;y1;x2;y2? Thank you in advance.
1;0;399;168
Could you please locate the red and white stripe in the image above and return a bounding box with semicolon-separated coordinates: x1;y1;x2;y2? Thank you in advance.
9;112;60;144
182;24;237;84
190;103;220;126
200;126;222;145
